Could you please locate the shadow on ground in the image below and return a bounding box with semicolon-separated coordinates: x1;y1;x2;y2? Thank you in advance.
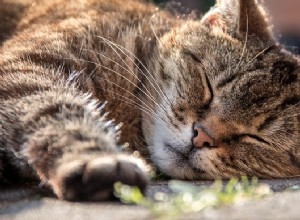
1;178;300;220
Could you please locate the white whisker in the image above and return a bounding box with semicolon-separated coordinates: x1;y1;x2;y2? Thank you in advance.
276;102;300;118
81;48;157;104
150;14;163;47
104;90;168;124
96;36;160;98
63;57;167;113
96;35;172;107
92;75;156;113
93;37;171;115
246;44;275;67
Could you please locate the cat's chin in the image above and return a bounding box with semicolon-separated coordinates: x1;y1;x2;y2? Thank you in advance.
149;142;217;180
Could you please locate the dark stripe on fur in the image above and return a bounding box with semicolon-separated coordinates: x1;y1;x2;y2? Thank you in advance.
288;151;300;169
159;65;171;81
258;115;277;131
274;96;300;113
216;73;238;89
0;83;48;100
271;61;298;85
22;52;74;74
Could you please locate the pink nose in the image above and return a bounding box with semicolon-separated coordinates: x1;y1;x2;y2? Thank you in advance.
193;126;215;148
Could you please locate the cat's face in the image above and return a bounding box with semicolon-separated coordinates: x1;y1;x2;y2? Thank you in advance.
143;0;300;179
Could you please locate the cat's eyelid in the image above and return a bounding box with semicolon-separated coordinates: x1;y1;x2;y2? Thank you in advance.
183;49;214;106
201;72;214;107
242;134;270;145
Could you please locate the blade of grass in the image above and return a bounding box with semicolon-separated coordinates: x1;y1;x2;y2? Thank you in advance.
114;177;272;219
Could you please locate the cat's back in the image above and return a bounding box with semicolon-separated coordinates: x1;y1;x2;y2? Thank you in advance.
3;0;157;31
0;0;34;44
0;0;175;64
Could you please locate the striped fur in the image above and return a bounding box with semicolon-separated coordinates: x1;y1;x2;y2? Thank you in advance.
0;0;299;200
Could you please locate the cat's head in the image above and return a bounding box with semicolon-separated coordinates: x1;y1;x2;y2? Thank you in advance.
143;0;300;179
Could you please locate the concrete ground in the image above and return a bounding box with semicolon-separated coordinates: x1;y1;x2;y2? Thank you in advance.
1;178;300;220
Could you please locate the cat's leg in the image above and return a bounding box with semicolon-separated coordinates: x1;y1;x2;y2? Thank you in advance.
0;77;148;201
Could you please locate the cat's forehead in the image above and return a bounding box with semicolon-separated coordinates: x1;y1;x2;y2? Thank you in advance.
161;21;262;58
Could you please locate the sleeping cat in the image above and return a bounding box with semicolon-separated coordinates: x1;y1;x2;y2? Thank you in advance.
0;0;299;201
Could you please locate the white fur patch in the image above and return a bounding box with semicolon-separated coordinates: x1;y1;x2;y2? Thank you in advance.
148;86;198;179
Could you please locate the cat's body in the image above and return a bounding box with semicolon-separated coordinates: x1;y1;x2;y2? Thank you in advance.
0;0;299;201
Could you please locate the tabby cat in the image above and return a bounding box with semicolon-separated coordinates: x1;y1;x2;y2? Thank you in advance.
0;0;299;201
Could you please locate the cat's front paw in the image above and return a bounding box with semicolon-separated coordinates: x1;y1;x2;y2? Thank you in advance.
49;154;149;201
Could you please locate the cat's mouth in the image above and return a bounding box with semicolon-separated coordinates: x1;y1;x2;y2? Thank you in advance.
163;143;207;176
164;142;218;156
164;143;191;159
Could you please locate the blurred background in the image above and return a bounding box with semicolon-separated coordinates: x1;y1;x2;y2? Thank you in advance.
154;0;214;12
154;0;300;54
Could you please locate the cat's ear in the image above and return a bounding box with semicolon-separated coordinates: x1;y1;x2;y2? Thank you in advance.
201;0;273;40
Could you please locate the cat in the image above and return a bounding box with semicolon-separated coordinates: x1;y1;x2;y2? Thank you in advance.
0;0;299;201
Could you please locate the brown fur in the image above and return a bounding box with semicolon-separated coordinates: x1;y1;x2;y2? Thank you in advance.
0;0;299;200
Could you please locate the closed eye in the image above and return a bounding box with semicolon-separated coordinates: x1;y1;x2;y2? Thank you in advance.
244;134;270;145
225;134;270;146
204;73;213;104
196;74;213;118
184;50;214;112
199;70;214;112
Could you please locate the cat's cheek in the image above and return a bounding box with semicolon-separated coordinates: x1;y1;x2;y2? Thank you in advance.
148;144;176;173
